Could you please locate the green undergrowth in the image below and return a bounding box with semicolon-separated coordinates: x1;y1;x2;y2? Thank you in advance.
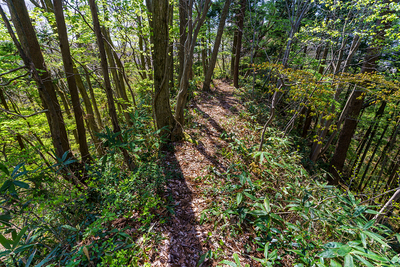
0;110;171;266
197;85;400;266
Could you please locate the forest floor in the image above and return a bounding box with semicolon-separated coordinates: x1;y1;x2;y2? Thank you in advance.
152;80;260;267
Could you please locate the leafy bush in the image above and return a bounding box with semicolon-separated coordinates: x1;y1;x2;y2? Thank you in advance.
0;111;169;266
200;127;400;266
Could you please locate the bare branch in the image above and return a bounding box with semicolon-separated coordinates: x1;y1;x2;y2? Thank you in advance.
0;107;47;118
0;72;30;86
0;66;27;77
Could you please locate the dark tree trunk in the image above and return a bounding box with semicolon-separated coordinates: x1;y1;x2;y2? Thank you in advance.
178;0;188;87
83;65;104;129
329;17;388;184
73;67;104;156
53;0;92;163
318;44;329;75
88;0;134;170
231;30;238;78
174;0;211;138
233;0;246;88
146;0;176;139
203;0;231;91
201;37;208;77
4;0;72;161
359;116;390;192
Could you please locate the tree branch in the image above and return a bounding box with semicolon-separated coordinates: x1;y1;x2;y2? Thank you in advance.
0;66;27;77
0;107;47;118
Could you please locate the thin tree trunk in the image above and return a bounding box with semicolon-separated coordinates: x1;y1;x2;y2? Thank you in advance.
88;0;134;170
178;0;188;87
174;0;211;138
53;0;92;163
201;37;207;77
101;27;132;127
83;65;103;129
73;67;104;156
231;30;238;78
203;0;231;91
233;0;246;88
360;119;390;192
329;30;387;185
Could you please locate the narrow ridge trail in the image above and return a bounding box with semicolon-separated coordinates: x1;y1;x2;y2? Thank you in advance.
153;80;256;267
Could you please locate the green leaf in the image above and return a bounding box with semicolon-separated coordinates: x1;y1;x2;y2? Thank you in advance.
249;210;269;216
360;232;367;248
337;245;351;256
0;234;12;249
0;180;12;192
35;245;59;267
318;249;336;258
0;162;9;175
353;206;366;217
365;209;379;215
0;213;11;224
344;254;354;267
363;219;375;230
12;226;27;248
264;243;270;258
233;253;240;266
237;193;243;205
0;250;11;257
25;248;36;267
13;180;29;189
243;192;257;201
11;163;24;179
329;259;341;267
324;242;343;249
14;244;35;254
264;198;271;213
219;260;237;267
61;225;78;232
353;255;374;267
197;250;212;267
364;230;389;247
352;250;388;262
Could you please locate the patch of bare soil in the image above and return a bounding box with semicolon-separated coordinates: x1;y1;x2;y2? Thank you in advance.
152;80;256;267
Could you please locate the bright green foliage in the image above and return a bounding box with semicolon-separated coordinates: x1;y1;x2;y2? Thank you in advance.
0;110;171;266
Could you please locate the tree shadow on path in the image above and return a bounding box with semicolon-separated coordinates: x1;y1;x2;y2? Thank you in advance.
191;102;228;173
160;144;208;267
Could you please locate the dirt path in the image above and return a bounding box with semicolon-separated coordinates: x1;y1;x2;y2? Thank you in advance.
152;80;252;267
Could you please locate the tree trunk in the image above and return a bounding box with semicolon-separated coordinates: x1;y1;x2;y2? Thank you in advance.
83;65;104;129
73;67;104;156
231;30;238;78
359;117;390;192
174;0;211;138
178;0;188;87
55;81;79;143
146;0;176;139
201;37;207;77
4;0;72;161
102;27;132;127
53;0;92;163
203;0;231;91
329;18;388;184
88;0;134;170
233;0;246;88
